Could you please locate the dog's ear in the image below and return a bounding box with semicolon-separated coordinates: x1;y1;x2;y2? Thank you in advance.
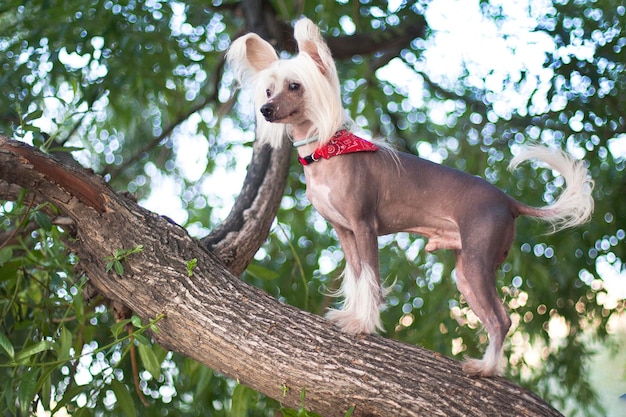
227;33;278;79
294;18;334;76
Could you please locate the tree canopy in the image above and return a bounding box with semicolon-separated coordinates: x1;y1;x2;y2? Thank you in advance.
1;1;625;416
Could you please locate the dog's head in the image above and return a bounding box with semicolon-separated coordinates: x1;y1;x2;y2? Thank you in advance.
227;18;346;147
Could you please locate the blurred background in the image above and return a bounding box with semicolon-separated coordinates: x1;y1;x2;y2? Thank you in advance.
0;1;624;416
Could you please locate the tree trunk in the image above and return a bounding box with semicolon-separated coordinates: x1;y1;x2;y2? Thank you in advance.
0;136;563;416
202;135;292;275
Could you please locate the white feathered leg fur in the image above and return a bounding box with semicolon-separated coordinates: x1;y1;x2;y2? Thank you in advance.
325;264;386;334
462;337;504;377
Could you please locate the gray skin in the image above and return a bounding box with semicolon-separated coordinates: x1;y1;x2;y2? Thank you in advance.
260;78;561;377
229;18;591;376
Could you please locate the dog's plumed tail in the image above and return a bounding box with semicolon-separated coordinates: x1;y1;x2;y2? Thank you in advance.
509;145;594;231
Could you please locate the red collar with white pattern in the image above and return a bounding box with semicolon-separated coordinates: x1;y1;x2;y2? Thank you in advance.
297;130;379;166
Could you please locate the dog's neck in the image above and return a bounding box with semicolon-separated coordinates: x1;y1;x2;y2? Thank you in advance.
292;135;319;147
289;123;321;157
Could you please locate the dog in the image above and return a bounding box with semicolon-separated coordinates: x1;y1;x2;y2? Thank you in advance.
226;18;594;376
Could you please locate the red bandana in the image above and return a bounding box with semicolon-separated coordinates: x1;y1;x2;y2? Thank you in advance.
298;130;379;165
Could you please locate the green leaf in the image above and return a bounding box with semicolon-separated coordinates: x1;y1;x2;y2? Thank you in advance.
38;367;53;410
51;384;87;414
0;247;13;266
246;263;280;280
18;367;40;415
114;260;124;276
152;342;168;364
72;288;85;323
32;132;45;148
230;383;252;417
15;340;55;362
22;109;43;123
57;326;73;359
32;211;52;231
0;332;15;359
281;409;298;417
104;245;143;275
193;365;213;399
130;315;142;329
110;379;137;417
149;322;160;333
111;319;132;338
137;343;162;380
2;377;16;415
35;364;57;393
74;406;93;417
132;333;150;346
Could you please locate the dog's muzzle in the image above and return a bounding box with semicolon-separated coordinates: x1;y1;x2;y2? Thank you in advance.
260;103;276;121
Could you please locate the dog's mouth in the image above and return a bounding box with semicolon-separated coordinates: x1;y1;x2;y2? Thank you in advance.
265;110;299;123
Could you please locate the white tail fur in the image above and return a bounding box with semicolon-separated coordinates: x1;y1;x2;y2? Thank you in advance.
509;145;594;231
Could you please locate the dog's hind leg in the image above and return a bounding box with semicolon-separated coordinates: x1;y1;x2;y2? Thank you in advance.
454;218;514;376
325;224;385;334
455;253;511;376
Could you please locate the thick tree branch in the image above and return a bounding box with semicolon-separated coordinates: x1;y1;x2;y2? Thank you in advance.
202;138;291;275
233;2;426;61
327;18;427;60
0;136;563;416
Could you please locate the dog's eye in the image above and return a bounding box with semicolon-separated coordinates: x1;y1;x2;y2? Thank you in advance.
288;83;301;92
265;89;271;98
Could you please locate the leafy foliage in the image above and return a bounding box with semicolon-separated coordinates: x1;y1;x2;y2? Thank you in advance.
1;1;625;416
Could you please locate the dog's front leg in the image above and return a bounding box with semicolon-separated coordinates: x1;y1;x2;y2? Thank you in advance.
325;223;385;334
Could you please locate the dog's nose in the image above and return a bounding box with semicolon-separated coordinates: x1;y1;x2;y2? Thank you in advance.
260;103;274;120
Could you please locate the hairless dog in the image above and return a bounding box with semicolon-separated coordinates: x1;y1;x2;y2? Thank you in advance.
227;18;594;376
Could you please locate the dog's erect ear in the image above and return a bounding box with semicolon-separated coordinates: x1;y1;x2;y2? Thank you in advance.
242;34;279;72
293;18;334;76
227;33;278;80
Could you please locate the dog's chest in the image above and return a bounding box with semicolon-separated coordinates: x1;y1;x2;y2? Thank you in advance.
305;178;350;228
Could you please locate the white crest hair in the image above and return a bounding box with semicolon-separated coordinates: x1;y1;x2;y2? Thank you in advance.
226;18;347;148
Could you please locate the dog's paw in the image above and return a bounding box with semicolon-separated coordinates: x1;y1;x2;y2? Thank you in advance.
462;357;502;377
325;308;383;335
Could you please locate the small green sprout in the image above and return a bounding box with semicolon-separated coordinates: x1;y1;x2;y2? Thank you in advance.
186;258;198;277
104;244;144;276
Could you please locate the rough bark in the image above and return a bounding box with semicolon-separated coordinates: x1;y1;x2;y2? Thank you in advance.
0;136;563;416
202;137;291;275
